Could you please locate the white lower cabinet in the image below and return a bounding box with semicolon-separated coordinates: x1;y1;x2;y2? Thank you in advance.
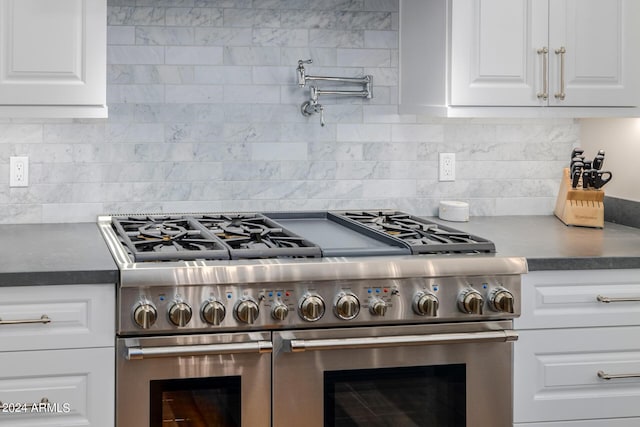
514;270;640;426
0;284;115;427
0;347;114;427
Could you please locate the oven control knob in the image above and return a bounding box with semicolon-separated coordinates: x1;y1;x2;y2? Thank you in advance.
201;299;226;325
133;302;157;329
234;298;260;325
369;298;388;316
271;302;289;321
489;288;515;313
168;301;193;327
335;293;360;320
299;295;325;322
458;288;484;315
412;292;439;317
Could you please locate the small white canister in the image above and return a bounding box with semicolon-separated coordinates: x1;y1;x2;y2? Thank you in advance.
439;201;469;222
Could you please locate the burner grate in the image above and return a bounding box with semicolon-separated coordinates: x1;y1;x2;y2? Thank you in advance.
112;216;229;262
197;214;321;259
337;211;495;254
110;214;322;262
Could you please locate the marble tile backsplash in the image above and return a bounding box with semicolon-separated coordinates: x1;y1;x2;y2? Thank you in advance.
0;0;578;224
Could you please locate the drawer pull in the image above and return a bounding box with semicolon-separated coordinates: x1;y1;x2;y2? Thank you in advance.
596;295;640;303
0;314;51;326
0;397;50;406
597;370;640;380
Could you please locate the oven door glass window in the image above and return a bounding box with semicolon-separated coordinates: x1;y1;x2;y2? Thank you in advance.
150;377;241;427
324;365;466;427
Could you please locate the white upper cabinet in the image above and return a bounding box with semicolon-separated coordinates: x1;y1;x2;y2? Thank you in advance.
0;0;107;118
400;0;640;116
450;0;548;106
451;0;639;107
547;0;638;107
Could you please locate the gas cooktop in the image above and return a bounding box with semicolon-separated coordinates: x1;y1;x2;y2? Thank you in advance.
98;210;526;337
102;210;495;263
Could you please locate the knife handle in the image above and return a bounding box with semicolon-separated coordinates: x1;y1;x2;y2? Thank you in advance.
582;170;592;189
593;171;612;189
571;163;582;188
570;148;584;160
593;155;604;170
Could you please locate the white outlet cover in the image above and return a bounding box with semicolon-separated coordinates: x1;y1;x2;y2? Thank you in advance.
9;156;29;187
439;152;455;181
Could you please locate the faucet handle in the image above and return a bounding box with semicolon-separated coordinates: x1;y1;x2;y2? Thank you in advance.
319;104;325;127
297;59;313;86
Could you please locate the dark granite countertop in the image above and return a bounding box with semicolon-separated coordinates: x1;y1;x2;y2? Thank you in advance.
0;223;118;286
0;216;638;287
429;215;640;271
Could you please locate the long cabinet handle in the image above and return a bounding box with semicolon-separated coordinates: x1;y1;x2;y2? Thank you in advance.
126;341;273;360
0;314;51;326
286;329;518;353
0;397;50;407
554;46;566;100
597;370;640;380
596;295;640;303
537;47;549;100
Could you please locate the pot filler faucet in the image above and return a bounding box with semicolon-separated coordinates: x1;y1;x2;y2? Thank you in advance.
297;59;373;127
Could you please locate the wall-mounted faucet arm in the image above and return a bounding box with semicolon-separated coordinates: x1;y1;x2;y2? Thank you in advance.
297;59;373;126
304;75;371;86
315;88;372;99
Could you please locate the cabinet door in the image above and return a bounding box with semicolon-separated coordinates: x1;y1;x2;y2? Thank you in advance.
514;327;640;423
548;0;640;106
0;0;106;107
515;270;640;330
0;284;115;351
450;0;548;106
0;347;114;427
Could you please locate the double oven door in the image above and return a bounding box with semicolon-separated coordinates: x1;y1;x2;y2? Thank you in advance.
116;321;516;427
116;332;271;427
273;321;517;427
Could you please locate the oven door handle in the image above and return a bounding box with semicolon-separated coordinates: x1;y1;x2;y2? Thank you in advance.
285;330;518;353
126;341;273;360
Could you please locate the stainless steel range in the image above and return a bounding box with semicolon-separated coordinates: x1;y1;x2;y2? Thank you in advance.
98;210;527;427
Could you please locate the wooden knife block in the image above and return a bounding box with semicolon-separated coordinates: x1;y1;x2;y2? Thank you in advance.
554;168;604;228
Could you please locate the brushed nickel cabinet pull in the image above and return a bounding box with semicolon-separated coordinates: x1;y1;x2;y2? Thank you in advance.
0;397;50;406
537;47;549;100
598;370;640;380
0;314;51;326
597;295;640;303
554;46;566;100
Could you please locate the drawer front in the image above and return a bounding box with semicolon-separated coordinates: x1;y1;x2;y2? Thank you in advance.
0;284;114;351
515;270;640;330
0;347;114;427
514;327;640;423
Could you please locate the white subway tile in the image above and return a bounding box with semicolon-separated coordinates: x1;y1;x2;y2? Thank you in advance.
252;142;308;161
108;46;164;64
166;46;223;65
337;123;391;142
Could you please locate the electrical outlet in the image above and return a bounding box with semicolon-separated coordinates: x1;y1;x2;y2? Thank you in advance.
439;153;455;181
9;156;29;187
